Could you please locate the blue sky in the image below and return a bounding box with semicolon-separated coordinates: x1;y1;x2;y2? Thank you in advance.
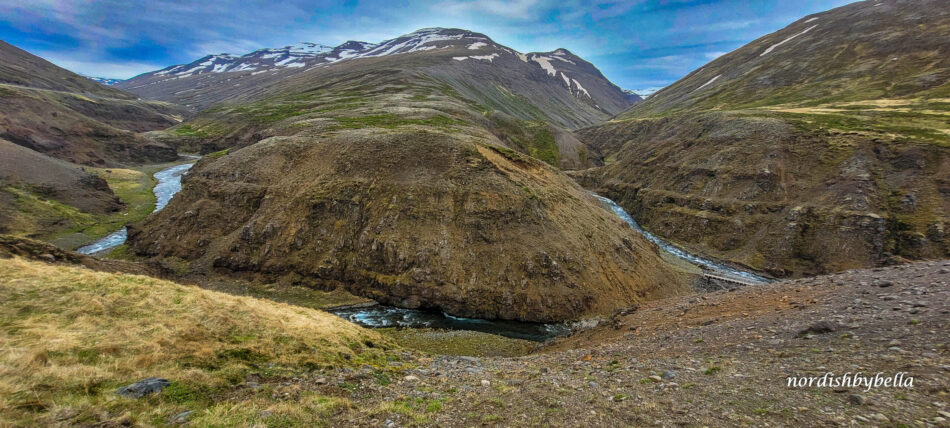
0;0;856;90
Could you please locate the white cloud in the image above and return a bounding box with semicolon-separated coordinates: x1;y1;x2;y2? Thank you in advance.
433;0;541;19
704;51;727;59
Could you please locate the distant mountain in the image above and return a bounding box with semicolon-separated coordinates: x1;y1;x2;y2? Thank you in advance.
86;76;123;86
577;0;950;277
117;28;634;127
0;39;188;166
624;88;661;99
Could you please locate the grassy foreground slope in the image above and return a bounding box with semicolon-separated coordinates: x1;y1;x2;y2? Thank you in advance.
0;257;394;426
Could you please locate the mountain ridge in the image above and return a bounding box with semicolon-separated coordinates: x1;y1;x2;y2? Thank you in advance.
116;27;640;118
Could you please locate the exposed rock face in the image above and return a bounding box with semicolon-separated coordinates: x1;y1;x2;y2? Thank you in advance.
576;0;950;277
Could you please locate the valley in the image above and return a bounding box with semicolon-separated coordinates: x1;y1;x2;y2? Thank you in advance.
0;0;948;426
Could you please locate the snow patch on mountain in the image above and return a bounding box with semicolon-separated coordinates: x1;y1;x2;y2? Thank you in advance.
761;25;818;56
453;53;499;62
693;74;721;92
572;78;590;98
468;42;487;50
530;55;557;76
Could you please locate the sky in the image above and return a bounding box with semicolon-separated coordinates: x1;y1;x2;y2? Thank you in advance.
0;0;857;91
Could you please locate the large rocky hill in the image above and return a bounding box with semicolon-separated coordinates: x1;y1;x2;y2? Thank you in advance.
125;29;687;322
576;0;950;277
0;40;187;166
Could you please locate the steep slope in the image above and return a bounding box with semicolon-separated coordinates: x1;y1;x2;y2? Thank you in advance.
0;139;121;236
0;40;188;166
576;0;950;277
127;38;690;322
117;28;633;129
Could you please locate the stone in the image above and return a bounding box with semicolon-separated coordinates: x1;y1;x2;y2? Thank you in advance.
115;377;171;398
649;375;663;382
170;411;193;424
39;253;56;262
661;370;677;380
404;375;420;382
246;381;260;389
480;379;491;387
848;394;865;405
797;321;839;336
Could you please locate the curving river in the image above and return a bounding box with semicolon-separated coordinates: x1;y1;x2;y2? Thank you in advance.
592;194;771;283
77;162;195;255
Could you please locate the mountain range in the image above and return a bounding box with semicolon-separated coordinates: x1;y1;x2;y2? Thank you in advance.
121;28;685;322
116;28;640;122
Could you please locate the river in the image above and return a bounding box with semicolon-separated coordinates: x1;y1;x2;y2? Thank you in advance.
76;162;194;255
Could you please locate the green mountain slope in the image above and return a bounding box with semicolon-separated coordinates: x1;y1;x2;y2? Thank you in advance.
576;0;950;277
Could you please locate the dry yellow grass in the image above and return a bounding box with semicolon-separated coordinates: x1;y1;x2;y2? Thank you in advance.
0;257;395;426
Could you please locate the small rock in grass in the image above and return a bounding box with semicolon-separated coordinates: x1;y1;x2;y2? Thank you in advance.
115;377;170;398
404;375;420;382
661;370;677;380
649;375;663;383
848;394;865;405
170;411;193;424
480;379;491;387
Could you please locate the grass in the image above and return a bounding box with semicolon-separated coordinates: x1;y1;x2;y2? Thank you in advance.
0;257;396;426
379;328;536;357
334;113;462;130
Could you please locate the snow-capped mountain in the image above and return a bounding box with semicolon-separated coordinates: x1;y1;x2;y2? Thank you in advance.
117;28;634;123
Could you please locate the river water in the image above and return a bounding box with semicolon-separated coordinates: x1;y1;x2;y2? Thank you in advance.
592;194;771;283
76;162;194;255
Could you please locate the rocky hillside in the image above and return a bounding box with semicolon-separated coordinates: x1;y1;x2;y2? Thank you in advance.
117;28;637;129
126;37;690;322
576;0;950;277
0;139;121;236
0;40;188;166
